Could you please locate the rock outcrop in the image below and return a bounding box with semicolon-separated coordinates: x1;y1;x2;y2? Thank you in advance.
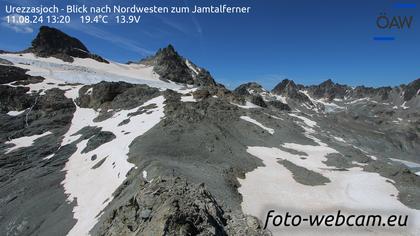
234;82;266;96
96;177;268;236
28;26;108;63
76;81;160;110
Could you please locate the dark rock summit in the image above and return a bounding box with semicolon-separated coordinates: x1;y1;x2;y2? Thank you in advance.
28;26;108;63
140;45;193;84
272;79;312;104
306;79;350;101
138;44;217;87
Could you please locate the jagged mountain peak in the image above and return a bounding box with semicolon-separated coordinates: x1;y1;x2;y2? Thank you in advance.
319;79;334;87
271;79;312;105
271;79;299;94
28;26;108;63
157;44;177;55
316;79;350;90
138;44;217;87
32;26;89;53
139;44;182;65
307;79;349;101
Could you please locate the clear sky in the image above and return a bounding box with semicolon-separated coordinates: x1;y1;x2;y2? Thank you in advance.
1;0;419;89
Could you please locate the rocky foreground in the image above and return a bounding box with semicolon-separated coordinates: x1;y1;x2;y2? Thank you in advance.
0;26;419;236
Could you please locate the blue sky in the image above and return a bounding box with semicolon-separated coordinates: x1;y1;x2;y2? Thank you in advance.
1;0;419;89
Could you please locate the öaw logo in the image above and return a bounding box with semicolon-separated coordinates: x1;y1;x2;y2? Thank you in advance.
376;13;413;29
373;3;415;41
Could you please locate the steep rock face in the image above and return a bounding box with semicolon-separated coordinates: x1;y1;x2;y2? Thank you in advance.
194;68;218;87
142;45;193;84
347;86;393;100
0;87;76;142
267;100;291;111
272;79;312;104
138;45;216;86
250;95;267;107
306;79;350;101
0;85;33;113
0;65;30;84
28;26;108;63
403;78;420;101
0;88;77;236
0;65;45;86
0;65;45;112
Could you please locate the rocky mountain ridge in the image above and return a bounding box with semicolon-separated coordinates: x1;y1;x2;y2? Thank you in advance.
235;77;419;110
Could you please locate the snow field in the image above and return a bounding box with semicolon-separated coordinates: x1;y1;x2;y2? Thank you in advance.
238;113;420;235
62;95;166;236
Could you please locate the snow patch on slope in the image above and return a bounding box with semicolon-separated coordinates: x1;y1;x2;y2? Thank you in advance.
273;95;288;104
333;136;346;143
231;101;261;109
263;112;283;120
185;59;200;75
348;97;369;104
240;116;274;134
62;95;166;236
289;113;317;128
301;90;344;113
238;112;420;235
181;95;197;103
142;170;148;181
239;145;419;235
7;110;26;116
390;158;420;169
5;131;52;154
